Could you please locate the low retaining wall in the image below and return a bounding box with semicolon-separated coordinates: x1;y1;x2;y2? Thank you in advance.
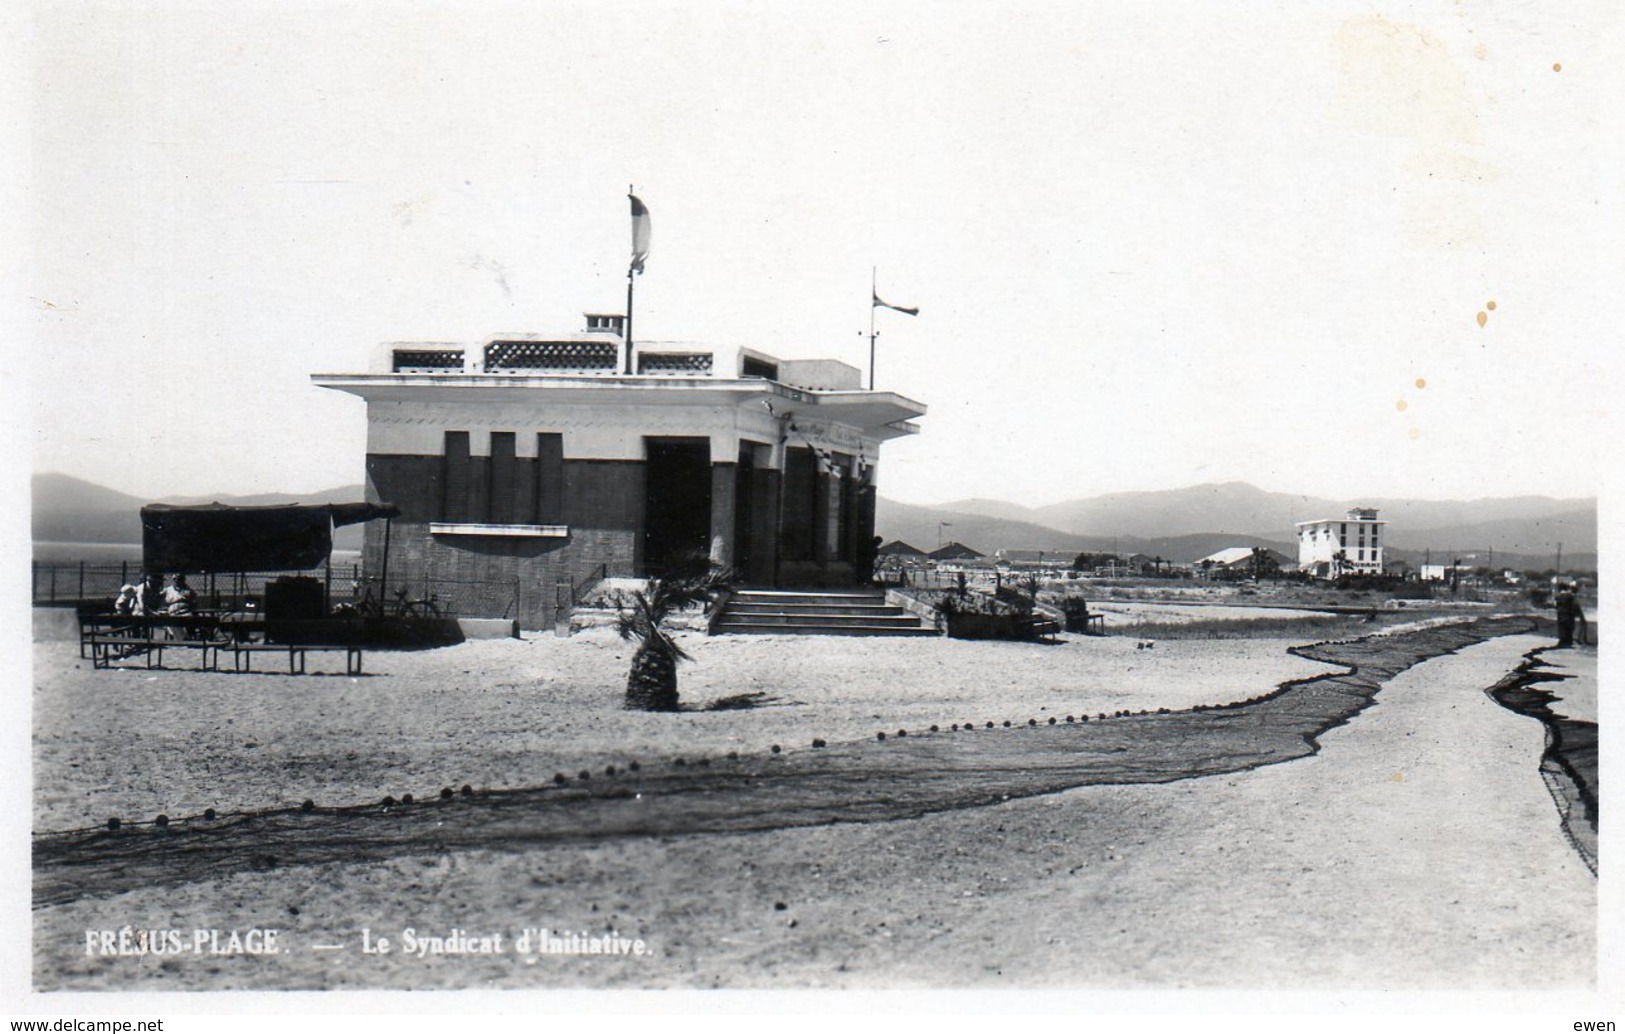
458;618;520;640
885;589;943;631
33;607;79;643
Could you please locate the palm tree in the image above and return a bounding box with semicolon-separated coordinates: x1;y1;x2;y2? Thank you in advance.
1249;547;1277;580
616;561;734;711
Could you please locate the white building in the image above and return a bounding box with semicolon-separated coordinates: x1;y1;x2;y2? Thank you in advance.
1295;508;1386;578
312;314;927;627
1421;563;1474;583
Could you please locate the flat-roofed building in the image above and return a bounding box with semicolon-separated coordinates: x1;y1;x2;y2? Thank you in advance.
313;316;926;627
1295;507;1386;578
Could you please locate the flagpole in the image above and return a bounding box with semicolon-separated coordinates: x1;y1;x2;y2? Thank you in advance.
868;266;878;390
625;264;635;375
624;185;636;374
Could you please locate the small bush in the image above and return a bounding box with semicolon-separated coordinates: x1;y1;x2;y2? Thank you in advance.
704;692;775;711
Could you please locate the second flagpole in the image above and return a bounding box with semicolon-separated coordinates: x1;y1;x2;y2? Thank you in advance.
868;266;878;390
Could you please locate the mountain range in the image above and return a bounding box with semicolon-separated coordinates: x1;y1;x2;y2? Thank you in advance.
31;473;371;550
877;481;1595;569
31;473;1598;571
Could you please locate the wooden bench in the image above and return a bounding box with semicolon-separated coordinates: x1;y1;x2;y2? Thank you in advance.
78;613;362;674
226;642;364;675
1020;615;1063;641
81;614;228;669
85;633;224;671
1058;610;1107;635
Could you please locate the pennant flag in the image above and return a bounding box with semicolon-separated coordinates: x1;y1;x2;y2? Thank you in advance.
630;195;651;273
873;291;918;316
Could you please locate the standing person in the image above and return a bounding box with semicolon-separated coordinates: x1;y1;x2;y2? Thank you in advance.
858;535;882;586
1570;582;1591;646
1553;581;1579;648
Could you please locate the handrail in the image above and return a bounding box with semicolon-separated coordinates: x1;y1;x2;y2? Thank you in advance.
572;563;608;605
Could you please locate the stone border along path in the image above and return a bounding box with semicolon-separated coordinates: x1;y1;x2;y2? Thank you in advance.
1485;645;1599;875
34;616;1545;908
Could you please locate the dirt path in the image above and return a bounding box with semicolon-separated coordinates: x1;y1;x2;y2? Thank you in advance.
1485;642;1599;873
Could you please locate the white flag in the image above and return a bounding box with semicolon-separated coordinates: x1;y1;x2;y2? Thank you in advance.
630;195;651;273
872;291;918;316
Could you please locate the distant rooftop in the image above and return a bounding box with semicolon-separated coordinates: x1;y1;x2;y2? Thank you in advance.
1296;507;1386;527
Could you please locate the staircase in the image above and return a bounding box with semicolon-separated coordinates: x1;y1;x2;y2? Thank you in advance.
713;588;938;637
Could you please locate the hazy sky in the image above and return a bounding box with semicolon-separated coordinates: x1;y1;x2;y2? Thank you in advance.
18;1;1618;508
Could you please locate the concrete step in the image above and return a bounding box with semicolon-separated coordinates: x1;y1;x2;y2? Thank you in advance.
716;587;933;636
729;590;889;607
725;602;908;617
715;611;923;628
713;621;939;637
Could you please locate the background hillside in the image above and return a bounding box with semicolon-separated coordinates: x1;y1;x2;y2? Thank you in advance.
33;473;1597;571
32;473;371;551
889;481;1594;569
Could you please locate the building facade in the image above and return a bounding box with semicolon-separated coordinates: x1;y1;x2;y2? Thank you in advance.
1295;507;1386;578
313;316;926;628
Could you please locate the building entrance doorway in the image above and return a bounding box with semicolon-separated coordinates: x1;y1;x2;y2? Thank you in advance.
642;437;712;576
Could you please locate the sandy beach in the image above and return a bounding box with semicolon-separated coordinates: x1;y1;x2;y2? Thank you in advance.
28;614;1595;992
32;628;1335;832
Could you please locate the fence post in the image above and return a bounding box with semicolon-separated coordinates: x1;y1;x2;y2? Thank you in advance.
79;561;85;603
554;576;573;638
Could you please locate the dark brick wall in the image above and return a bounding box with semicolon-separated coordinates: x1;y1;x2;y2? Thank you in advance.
489;432;517;524
363;452;643;628
781;447;816;562
536;433;565;525
562;460;641;530
709;462;737;569
747;467;780;585
367;454;442;522
360;442;877;617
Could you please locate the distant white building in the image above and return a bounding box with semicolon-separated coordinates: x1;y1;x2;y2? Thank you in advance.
1296;507;1386;578
1421;563;1473;583
1195;546;1292;577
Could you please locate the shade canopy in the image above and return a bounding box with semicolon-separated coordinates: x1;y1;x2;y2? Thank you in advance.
141;502;399;574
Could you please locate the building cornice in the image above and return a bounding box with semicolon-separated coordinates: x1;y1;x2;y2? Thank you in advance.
312;373;927;439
